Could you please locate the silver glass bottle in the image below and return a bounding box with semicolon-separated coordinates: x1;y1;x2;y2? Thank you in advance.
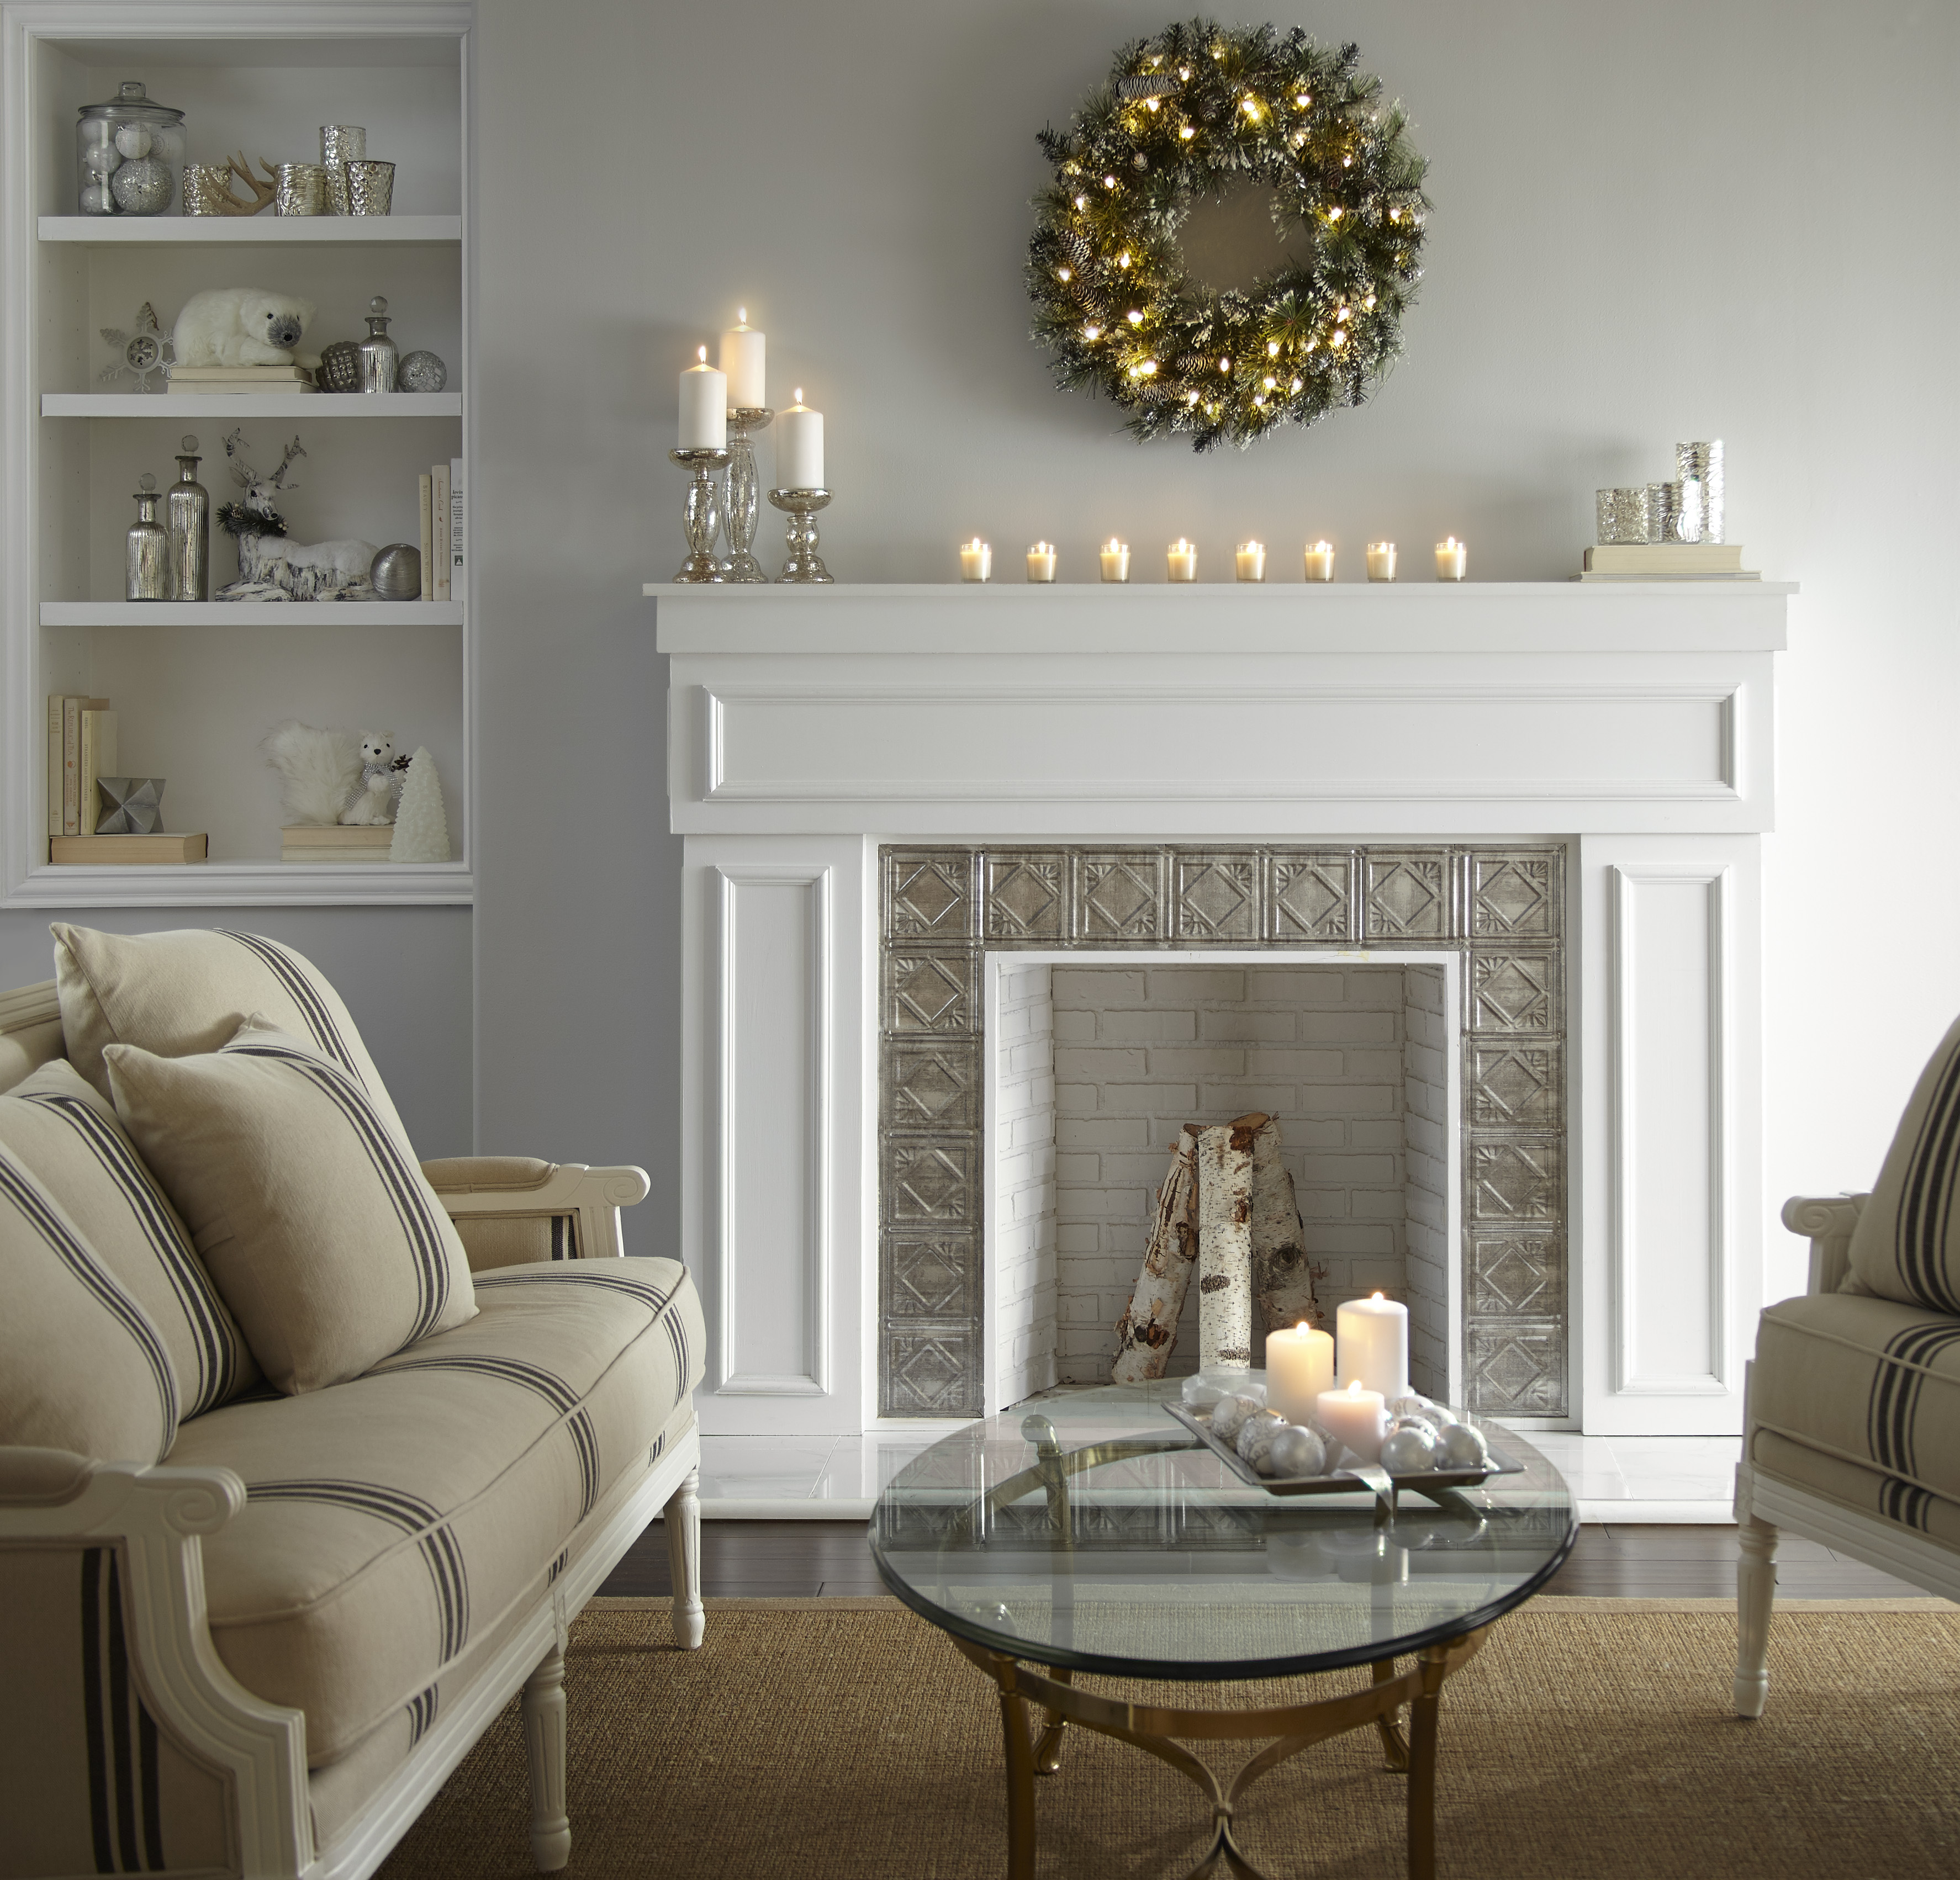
355;295;398;392
166;434;209;601
125;474;167;600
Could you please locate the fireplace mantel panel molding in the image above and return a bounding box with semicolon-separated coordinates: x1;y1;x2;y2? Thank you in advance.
658;582;1788;1440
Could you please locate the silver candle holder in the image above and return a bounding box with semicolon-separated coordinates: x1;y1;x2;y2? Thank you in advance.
721;407;774;583
670;447;731;583
768;488;833;584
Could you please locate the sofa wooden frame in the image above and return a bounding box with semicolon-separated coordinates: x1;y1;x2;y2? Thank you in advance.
0;980;705;1879
1733;1193;1960;1718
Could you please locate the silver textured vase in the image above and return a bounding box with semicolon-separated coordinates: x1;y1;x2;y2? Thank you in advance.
125;478;167;601
370;542;421;599
165;437;209;601
353;296;398;393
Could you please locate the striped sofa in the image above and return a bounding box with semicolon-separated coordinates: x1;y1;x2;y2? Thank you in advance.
0;964;706;1880
1734;1015;1960;1717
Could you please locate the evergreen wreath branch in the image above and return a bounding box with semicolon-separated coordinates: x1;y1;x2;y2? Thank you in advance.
1027;18;1429;452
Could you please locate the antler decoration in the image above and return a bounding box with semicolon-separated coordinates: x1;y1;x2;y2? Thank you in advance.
211;155;279;216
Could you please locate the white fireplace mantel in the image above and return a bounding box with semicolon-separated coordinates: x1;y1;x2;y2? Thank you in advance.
654;580;1789;1442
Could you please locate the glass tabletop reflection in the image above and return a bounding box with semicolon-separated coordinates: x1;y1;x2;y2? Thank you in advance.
869;1381;1576;1681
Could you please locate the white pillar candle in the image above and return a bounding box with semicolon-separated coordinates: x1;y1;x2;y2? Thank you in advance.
1026;542;1057;582
1434;536;1467;581
1302;541;1335;582
1265;1320;1335;1424
959;538;992;582
1336;1291;1409;1404
1166;538;1197;582
1235;540;1266;582
776;387;823;489
1317;1378;1387;1466
719;306;766;411
677;346;726;451
1100;538;1131;582
1365;541;1397;582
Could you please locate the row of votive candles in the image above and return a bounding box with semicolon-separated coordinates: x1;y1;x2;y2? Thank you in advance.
961;538;1468;583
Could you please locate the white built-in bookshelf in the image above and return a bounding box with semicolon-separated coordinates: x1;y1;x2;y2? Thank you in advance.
3;4;472;907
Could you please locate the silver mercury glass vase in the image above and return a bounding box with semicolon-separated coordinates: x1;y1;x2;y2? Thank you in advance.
720;407;774;582
354;296;399;393
670;447;730;582
768;487;834;584
165;436;209;601
125;475;168;601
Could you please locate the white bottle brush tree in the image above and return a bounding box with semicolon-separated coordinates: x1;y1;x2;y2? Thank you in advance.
389;749;448;862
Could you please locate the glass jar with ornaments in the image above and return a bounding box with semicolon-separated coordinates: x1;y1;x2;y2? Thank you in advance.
76;81;186;217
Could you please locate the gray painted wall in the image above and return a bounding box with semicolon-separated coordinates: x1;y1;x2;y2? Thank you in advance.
467;0;1957;1289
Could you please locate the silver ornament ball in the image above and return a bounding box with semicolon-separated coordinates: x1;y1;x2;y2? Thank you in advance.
1267;1423;1327;1477
1209;1391;1263;1445
1436;1422;1489;1470
109;156;172;214
113;123;152;158
369;542;422;599
1380;1423;1439;1476
398;349;447;393
1235;1410;1283;1475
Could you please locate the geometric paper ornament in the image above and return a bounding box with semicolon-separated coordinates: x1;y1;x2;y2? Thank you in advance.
94;776;165;834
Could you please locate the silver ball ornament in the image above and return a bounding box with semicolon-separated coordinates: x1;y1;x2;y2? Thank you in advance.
369;543;422;599
84;141;120;177
110;156;172;215
1380;1422;1439;1476
1388;1412;1438;1442
1209;1391;1262;1445
1267;1423;1327;1477
113;124;152;158
1436;1422;1489;1470
1235;1410;1283;1475
397;349;447;393
80;183;112;215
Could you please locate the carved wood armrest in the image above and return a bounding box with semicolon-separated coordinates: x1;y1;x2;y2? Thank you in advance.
1781;1194;1868;1296
421;1158;651;1260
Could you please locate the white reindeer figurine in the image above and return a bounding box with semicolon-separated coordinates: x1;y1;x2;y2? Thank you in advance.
215;427;379;602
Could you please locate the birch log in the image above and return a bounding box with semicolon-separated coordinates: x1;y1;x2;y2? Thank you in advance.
1249;1119;1325;1362
1110;1126;1200;1383
1196;1118;1259;1369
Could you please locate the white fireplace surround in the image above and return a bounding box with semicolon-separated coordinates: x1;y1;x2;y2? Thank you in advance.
656;581;1788;1439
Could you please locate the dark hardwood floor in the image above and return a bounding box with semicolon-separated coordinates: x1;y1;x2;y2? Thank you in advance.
598;1521;1940;1602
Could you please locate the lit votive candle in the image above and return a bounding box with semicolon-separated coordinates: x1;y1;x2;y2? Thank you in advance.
1100;538;1132;582
1302;541;1335;582
1435;536;1467;581
1366;541;1397;582
1336;1291;1410;1404
1167;537;1198;582
1317;1378;1388;1466
1265;1320;1335;1424
1234;539;1266;582
959;538;992;582
1026;541;1057;582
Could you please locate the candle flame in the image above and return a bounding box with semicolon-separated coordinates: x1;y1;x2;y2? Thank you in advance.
1372;1290;1385;1300
696;345;706;363
1104;538;1123;552
737;306;747;322
1348;1379;1364;1397
794;387;804;404
1295;1321;1308;1334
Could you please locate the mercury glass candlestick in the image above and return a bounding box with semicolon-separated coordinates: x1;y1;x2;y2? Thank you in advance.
720;406;773;582
670;446;731;583
768;487;833;583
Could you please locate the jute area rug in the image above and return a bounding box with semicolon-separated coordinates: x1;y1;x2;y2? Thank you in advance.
378;1595;1960;1879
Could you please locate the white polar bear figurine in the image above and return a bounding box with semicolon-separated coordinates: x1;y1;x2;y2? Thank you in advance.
340;734;403;826
173;288;320;370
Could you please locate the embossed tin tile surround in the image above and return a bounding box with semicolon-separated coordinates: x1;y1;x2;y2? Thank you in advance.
879;845;1568;1420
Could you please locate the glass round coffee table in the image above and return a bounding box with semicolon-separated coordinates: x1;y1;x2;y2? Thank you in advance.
870;1380;1575;1880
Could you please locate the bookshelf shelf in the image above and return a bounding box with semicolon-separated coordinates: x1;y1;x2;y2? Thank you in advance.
40;601;464;627
14;860;474;910
39;214;462;244
43;392;462;419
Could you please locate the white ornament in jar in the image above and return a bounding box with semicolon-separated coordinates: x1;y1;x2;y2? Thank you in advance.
114;123;152;158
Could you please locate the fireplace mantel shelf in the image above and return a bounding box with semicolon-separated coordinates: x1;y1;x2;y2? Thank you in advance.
652;580;1792;656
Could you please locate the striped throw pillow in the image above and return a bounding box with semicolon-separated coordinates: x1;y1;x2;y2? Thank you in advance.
1848;1012;1960;1314
0;1060;257;1415
0;1143;176;1462
105;1016;476;1396
51;924;414;1152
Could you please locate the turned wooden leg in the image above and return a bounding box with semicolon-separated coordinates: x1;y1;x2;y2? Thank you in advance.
665;1465;705;1650
1735;1513;1778;1719
522;1645;571;1872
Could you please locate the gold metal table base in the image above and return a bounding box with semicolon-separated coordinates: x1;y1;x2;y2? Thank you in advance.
952;1627;1487;1880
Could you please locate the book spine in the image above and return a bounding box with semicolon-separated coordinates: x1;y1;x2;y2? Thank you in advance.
450;456;464;595
47;695;66;838
418;474;433;601
79;708;115;836
430;464;451;600
61;696;81;836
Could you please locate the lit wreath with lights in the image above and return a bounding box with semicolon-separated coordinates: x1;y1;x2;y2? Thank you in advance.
1028;20;1429;452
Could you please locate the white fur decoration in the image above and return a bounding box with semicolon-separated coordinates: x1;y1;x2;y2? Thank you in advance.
229;532;380;602
262;719;360;827
172;288;320;370
340;733;402;827
389;749;450;863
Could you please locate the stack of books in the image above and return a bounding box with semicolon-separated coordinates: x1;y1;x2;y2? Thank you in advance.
416;458;466;600
169;363;317;395
1581;543;1758;580
46;692;207;864
281;825;394;864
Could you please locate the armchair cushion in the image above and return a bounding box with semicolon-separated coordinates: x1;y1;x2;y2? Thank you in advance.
163;1257;704;1766
0;1145;176;1462
51;923;413;1152
0;1059;258;1414
107;1017;475;1395
1847;1010;1960;1313
1750;1290;1960;1539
